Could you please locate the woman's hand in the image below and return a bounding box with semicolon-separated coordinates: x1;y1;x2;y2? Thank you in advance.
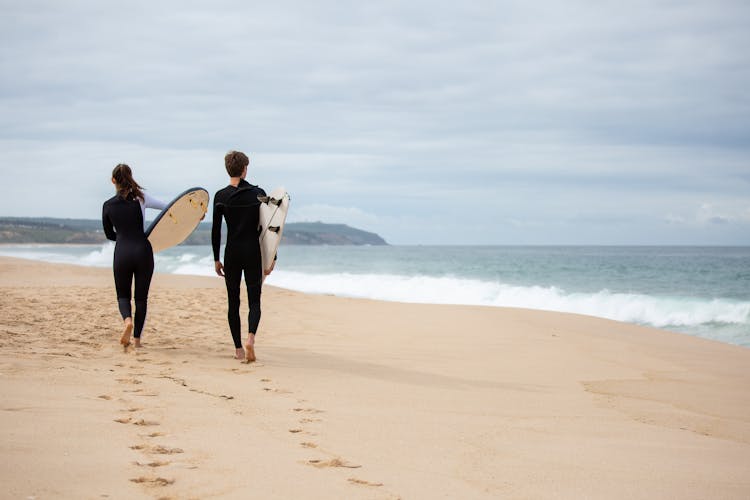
215;261;225;277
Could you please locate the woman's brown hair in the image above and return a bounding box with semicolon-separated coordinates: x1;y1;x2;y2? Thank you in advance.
112;164;144;201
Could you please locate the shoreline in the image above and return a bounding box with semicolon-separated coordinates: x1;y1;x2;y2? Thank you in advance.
1;256;749;498
0;249;748;351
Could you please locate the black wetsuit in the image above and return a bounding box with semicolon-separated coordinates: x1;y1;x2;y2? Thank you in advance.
212;179;266;349
102;194;154;339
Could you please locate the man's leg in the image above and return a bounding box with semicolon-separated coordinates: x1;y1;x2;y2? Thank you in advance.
245;279;262;362
246;282;262;336
223;256;245;358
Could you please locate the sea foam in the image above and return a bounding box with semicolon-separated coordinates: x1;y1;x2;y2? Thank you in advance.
1;244;747;345
265;270;750;330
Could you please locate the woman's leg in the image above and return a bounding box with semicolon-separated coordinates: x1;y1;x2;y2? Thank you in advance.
132;248;154;346
113;248;134;346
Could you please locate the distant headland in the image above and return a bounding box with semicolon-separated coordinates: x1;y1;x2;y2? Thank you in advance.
0;217;388;246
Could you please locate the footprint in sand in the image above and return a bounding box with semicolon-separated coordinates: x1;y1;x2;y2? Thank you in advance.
116;378;142;385
307;458;361;469
129;476;174;486
114;417;132;424
130;444;184;455
132;419;160;426
293;408;323;414
134;460;170;468
98;395;113;400
122;407;143;413
348;478;384;487
150;445;183;455
299;417;321;424
260;387;290;394
300;442;317;448
288;429;303;434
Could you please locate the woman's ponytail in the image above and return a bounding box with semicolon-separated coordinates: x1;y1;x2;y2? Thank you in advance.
112;164;144;201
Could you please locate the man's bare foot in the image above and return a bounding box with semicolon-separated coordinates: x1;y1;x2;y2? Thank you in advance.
120;318;133;347
234;348;245;360
245;333;256;363
134;338;143;348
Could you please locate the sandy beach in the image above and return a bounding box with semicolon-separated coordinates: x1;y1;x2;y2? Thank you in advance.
1;256;749;499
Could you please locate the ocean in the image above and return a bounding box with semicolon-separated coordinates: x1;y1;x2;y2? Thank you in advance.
1;244;748;348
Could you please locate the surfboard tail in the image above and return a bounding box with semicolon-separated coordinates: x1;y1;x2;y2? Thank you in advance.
257;195;284;206
259;187;290;276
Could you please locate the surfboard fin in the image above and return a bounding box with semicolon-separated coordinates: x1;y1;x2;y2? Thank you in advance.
188;197;203;210
257;195;283;206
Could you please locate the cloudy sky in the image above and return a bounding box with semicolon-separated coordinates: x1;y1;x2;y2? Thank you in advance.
1;0;748;244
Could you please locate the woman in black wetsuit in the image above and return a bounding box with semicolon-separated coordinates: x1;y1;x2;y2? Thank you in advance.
102;164;166;348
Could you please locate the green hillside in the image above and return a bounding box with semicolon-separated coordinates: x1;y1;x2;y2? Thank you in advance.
0;217;387;246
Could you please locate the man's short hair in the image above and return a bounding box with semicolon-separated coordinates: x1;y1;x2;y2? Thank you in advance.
225;150;249;177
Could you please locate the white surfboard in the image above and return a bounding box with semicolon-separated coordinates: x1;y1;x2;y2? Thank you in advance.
258;187;290;281
146;187;209;253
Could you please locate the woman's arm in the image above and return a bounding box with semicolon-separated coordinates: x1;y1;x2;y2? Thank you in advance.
142;192;168;211
102;205;117;241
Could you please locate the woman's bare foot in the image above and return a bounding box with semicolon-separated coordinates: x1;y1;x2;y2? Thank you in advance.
245;333;256;363
120;318;133;347
134;338;143;348
234;348;245;360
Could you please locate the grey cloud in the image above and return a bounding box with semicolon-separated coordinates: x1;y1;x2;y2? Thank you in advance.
1;0;749;244
708;216;730;225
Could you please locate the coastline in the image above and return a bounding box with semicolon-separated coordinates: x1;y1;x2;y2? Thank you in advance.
1;256;749;498
1;243;748;350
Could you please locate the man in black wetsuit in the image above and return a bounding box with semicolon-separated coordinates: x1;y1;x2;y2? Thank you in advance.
212;150;272;362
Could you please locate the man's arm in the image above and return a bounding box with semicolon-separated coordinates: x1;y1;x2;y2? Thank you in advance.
264;258;275;275
211;197;224;277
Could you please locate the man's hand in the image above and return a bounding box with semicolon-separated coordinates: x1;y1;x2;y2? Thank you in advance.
215;261;225;277
264;259;275;276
